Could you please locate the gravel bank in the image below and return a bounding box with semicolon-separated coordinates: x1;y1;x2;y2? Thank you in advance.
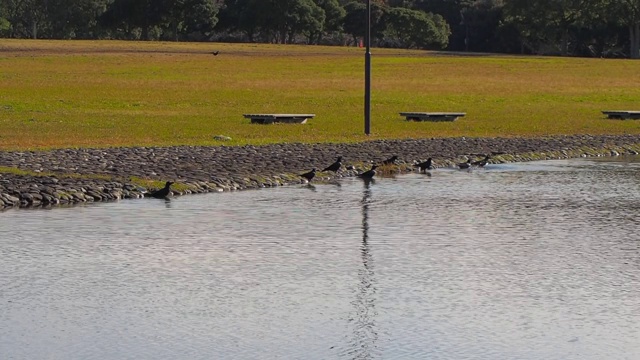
1;135;639;209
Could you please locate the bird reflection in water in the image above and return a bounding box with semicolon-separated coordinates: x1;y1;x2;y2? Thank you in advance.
346;178;379;359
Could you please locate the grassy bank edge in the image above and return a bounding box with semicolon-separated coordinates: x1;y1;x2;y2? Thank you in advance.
2;141;640;196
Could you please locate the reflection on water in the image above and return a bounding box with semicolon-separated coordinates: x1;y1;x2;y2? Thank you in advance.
344;179;378;360
1;157;640;360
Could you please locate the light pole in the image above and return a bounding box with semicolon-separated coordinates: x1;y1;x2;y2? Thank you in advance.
364;0;371;135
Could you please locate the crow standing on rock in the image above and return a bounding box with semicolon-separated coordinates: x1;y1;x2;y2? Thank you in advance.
322;156;343;173
382;155;398;165
299;168;317;182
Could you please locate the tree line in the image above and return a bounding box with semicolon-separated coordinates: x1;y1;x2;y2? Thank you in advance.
1;0;639;58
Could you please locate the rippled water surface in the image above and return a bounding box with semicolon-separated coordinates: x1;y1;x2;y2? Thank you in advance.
2;157;640;360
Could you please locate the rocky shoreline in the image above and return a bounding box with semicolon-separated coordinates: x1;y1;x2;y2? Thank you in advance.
1;134;639;209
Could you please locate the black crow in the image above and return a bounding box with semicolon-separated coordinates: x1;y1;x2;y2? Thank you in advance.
149;181;173;199
457;159;472;169
471;155;491;167
358;165;378;179
322;156;343;172
414;158;433;172
299;168;317;182
382;155;398;165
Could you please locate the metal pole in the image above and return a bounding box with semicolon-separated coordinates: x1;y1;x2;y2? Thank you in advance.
364;0;371;135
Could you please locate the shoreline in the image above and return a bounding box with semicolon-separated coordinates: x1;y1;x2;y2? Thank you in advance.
1;134;639;210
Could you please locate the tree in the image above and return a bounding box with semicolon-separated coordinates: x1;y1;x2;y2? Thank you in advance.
312;0;346;43
100;0;165;40
291;0;325;43
162;0;219;41
382;7;450;49
216;0;261;41
0;16;9;37
47;0;110;38
608;0;640;58
252;0;325;43
459;0;505;52
0;0;13;36
502;0;606;55
412;0;467;50
342;1;385;45
0;0;51;38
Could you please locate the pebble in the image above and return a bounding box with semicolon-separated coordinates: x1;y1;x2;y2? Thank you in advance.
1;134;639;209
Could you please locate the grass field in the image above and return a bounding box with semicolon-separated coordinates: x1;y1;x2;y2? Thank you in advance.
1;39;639;150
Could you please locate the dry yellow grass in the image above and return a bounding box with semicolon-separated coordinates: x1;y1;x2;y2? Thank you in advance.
0;39;639;150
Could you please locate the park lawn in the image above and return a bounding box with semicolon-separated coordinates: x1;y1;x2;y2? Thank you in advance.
0;39;639;150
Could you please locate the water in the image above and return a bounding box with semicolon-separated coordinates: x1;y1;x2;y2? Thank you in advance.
1;158;640;360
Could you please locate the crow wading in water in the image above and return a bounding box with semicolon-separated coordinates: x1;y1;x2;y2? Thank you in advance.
358;165;378;179
149;181;174;199
457;159;472;169
414;158;433;172
471;155;491;167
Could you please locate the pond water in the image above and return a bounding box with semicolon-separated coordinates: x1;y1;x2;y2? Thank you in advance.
1;158;640;360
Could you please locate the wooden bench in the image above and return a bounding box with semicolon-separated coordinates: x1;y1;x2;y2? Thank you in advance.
243;113;315;124
400;112;466;122
602;110;640;120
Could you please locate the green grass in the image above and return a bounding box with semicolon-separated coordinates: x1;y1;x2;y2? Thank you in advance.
0;165;112;181
0;166;185;191
0;166;40;176
1;39;639;150
129;176;190;192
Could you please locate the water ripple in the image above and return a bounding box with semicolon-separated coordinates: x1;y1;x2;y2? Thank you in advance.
2;158;640;359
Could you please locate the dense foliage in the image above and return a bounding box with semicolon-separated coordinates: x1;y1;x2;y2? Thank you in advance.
0;0;638;57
